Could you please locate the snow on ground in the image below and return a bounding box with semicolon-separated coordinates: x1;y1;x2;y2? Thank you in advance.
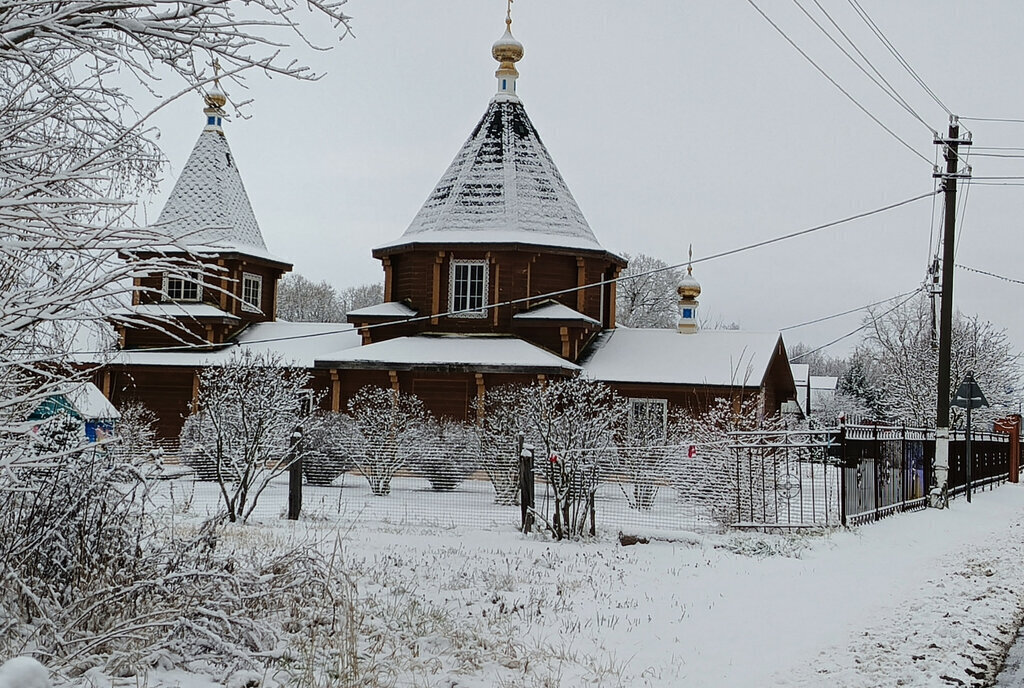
64;479;1024;687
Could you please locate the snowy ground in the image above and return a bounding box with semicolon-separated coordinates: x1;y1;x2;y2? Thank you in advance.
58;478;1024;687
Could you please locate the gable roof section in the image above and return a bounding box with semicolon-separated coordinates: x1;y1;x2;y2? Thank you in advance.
152;128;270;257
581;328;785;388
376;96;604;254
512;301;600;327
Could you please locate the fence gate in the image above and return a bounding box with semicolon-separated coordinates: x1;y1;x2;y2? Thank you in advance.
728;429;842;530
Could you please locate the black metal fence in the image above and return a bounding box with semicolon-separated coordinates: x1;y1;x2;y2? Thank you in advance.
730;422;1021;529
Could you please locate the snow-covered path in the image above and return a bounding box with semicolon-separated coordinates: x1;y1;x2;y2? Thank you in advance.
297;480;1024;686
66;480;1024;687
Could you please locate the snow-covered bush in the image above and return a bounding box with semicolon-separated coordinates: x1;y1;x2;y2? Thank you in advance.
668;395;779;528
476;385;533;506
347;386;428;496
302;412;359;486
180;350;321;522
484;378;623;539
412;417;478;491
612;404;669;511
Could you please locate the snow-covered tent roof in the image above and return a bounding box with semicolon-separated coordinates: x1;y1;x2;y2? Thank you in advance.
150;105;286;264
374;15;626;260
316;334;581;375
581;328;785;387
83;322;360;369
375;94;606;255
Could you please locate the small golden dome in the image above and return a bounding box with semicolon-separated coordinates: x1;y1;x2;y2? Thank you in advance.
492;18;524;67
678;265;701;299
204;87;227;110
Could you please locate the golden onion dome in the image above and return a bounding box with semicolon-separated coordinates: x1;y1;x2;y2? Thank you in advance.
492;18;524;67
204;86;227;110
678;265;701;299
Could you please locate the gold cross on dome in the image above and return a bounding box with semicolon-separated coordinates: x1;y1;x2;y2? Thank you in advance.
506;0;514;23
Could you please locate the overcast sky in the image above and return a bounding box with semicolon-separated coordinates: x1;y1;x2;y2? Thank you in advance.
143;1;1024;360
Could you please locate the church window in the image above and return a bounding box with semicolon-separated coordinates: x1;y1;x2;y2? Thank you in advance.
682;307;694;319
242;273;263;312
628;398;668;442
164;272;201;302
207;116;216;126
449;259;488;318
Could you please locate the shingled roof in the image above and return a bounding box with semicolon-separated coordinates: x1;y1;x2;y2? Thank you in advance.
377;96;603;255
152;108;274;259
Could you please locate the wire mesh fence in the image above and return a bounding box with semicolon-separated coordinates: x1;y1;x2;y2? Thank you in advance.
102;423;1023;536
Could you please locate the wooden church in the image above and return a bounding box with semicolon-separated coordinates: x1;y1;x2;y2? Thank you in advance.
85;12;797;440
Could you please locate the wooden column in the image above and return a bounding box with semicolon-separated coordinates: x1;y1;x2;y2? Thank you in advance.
191;370;201;410
431;252;444;324
492;257;500;327
475;373;486;425
609;266;621;327
218;258;229;312
132;277;141;306
382;257;393;301
101;370;112;399
560;326;570;358
389;370;400;393
330;369;341;412
576;257;586;312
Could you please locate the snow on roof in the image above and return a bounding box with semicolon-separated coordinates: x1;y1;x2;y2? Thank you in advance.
61;382;121;420
581;328;784;387
810;375;838;391
316;334;581;374
790;363;809;386
86;322;360;369
115;303;240;321
513;301;600;326
347;301;418;319
376;97;605;254
152;126;270;258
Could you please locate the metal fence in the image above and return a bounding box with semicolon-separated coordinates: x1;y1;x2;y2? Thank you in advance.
730;423;1020;529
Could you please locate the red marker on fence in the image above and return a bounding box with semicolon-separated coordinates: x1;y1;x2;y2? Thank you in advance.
688;445;697;458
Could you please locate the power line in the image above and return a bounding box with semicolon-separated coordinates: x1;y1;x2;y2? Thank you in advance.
789;288;922;361
92;190;940;355
956;264;1024;286
794;0;934;134
781;287;919;331
960;116;1024;123
745;0;933;166
846;0;953;118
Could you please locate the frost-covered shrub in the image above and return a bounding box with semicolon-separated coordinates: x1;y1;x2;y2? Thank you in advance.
303;412;359;486
668;395;780;528
412;418;477;491
482;378;623;538
347;386;427;496
476;386;531;506
179;350;321;522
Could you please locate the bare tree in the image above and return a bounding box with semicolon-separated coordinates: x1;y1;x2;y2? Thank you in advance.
277;274;347;322
852;294;1020;427
180;350;321;522
0;1;352;466
615;253;681;329
340;282;385;316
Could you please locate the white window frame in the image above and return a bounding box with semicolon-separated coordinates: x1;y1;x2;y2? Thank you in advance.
448;259;489;318
628;398;668;442
241;272;263;313
163;272;202;302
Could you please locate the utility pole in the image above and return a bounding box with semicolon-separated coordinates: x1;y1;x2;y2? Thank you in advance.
932;117;971;507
